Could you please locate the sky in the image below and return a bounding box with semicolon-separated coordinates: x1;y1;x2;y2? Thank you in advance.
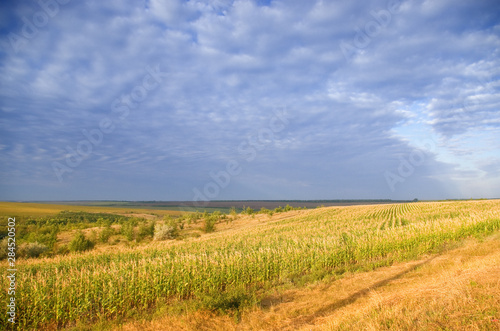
0;0;499;202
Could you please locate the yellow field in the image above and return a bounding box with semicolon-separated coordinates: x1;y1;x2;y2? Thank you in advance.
1;200;499;330
0;201;185;218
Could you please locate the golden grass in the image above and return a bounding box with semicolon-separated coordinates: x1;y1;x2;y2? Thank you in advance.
116;233;500;331
315;234;500;331
0;201;185;218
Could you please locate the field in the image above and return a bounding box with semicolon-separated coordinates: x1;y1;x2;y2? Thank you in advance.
23;199;411;214
0;202;185;218
1;200;499;330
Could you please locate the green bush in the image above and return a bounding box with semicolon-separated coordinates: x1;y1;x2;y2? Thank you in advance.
19;242;48;258
154;221;178;241
0;238;8;260
23;225;58;250
56;244;70;255
121;223;135;241
137;221;155;241
89;230;98;244
69;232;94;252
196;285;256;313
259;207;273;216
99;226;115;243
185;212;201;224
203;215;217;233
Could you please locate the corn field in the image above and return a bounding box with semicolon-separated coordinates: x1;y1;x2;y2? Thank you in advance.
1;200;499;329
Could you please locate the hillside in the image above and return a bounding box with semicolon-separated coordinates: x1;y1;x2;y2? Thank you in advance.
120;233;500;330
1;200;499;330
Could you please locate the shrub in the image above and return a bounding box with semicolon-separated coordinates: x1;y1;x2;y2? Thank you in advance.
56;244;70;255
99;226;115;243
203;215;217;233
129;217;140;227
259;207;274;216
137;225;147;241
19;242;48;258
121;223;135;241
154;222;179;241
69;232;95;252
89;230;98;244
197;285;255;313
22;225;58;250
137;221;155;241
0;238;8;260
186;212;201;224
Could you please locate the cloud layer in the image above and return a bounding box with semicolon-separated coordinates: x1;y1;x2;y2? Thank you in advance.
1;0;499;201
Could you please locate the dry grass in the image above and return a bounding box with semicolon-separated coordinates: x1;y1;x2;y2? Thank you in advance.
315;234;500;331
201;209;308;234
117;234;500;331
0;201;184;218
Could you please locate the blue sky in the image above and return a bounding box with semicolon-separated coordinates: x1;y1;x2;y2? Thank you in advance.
0;0;499;201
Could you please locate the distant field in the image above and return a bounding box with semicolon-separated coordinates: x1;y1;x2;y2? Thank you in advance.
26;199;413;213
0;201;186;218
1;200;499;330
